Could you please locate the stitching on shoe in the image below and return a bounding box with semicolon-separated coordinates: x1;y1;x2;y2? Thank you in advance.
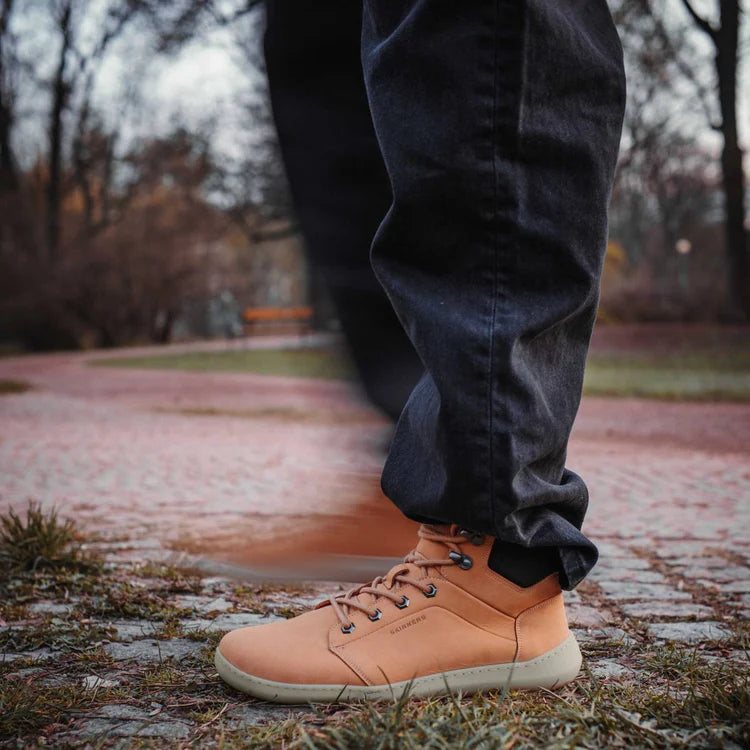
329;623;373;686
515;592;566;661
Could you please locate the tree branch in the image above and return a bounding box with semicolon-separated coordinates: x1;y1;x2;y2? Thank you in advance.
679;0;717;41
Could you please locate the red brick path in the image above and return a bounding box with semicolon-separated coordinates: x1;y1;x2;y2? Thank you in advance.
1;338;748;565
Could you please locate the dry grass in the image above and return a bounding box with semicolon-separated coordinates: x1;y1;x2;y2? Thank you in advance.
0;379;31;395
1;507;747;748
0;502;96;575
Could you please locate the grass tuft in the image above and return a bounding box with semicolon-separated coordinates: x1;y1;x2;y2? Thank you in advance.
0;679;91;738
0;378;31;395
0;502;96;575
300;690;512;749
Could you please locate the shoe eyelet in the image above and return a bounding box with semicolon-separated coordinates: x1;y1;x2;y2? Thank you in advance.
459;529;485;546
449;551;473;570
395;596;410;609
368;608;382;621
423;583;438;598
341;622;355;634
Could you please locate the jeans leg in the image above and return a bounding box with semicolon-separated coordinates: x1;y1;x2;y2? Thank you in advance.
264;0;422;421
362;0;626;588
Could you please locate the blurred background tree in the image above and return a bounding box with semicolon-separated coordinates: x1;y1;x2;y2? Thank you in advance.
0;0;747;351
609;0;748;322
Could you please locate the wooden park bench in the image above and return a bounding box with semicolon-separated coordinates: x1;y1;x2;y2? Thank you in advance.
242;306;314;335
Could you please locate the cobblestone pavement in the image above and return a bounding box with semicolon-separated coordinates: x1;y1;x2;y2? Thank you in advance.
1;338;748;745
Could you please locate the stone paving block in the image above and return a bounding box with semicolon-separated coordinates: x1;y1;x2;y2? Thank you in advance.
589;659;635;679
703;650;749;665
677;566;750;584
103;638;204;663
595;556;652;571
75;717;191;740
669;556;731;569
180;612;284;634
591;541;633;558
567;605;610;629
654;541;715;558
208;612;283;631
647;621;732;644
696;579;722;591
5;666;44;678
573;627;635;646
589;568;667;584
285;595;325;609
1;648;56;663
179;618;215;633
82;674;121;689
111;619;160;641
597;581;691;601
596;627;635;644
201;577;230;590
225;704;302;726
172;594;234;614
28;601;75;616
98;705;151;720
720;580;750;593
87;539;164;552
620;601;714;620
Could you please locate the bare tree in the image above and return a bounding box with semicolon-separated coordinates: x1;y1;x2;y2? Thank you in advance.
0;1;240;348
0;0;17;191
45;0;72;259
63;129;229;346
44;0;144;259
678;0;747;320
140;0;292;240
618;0;748;319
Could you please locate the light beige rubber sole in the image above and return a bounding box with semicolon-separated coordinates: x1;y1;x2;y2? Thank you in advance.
214;633;582;704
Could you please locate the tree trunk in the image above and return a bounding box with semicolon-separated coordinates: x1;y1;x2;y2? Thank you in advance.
716;0;748;321
679;0;748;319
0;0;16;191
46;1;72;261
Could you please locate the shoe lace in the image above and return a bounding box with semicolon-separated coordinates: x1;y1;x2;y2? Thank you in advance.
324;525;472;629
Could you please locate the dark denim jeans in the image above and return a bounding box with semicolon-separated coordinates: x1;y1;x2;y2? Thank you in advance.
265;1;423;421
265;1;625;589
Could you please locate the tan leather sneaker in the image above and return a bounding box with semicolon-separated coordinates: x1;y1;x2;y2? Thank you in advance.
215;525;581;703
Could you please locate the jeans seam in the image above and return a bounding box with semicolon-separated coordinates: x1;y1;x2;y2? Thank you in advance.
489;1;528;536
487;0;500;535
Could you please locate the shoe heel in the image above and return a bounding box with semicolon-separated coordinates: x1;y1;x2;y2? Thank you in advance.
508;633;582;689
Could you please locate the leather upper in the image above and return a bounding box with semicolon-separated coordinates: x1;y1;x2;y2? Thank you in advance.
217;526;571;686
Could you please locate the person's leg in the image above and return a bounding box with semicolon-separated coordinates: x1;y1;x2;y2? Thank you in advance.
264;0;422;421
217;1;625;702
363;0;625;589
